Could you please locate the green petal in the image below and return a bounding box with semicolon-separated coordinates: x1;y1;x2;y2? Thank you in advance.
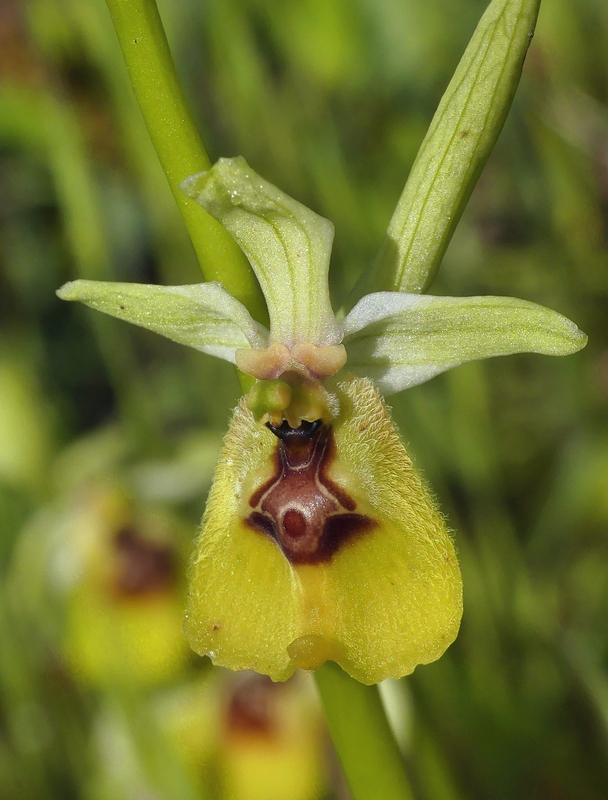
185;377;462;683
350;0;541;303
342;292;588;395
57;279;268;363
181;157;340;349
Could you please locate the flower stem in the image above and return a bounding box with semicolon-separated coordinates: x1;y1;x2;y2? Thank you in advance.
314;662;414;800
104;0;267;325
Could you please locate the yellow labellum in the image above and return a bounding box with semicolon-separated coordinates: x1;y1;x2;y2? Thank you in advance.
185;376;462;684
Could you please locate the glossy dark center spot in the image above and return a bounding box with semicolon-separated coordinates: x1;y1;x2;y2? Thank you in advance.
245;421;374;564
282;508;307;539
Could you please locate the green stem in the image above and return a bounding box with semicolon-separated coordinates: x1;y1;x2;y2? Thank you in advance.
104;0;267;325
314;662;414;800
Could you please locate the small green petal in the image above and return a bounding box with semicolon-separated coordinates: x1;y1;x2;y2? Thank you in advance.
185;376;462;683
342;292;587;395
57;279;268;363
182;157;341;349
351;0;541;302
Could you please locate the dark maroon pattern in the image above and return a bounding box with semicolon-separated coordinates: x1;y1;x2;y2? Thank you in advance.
245;421;375;564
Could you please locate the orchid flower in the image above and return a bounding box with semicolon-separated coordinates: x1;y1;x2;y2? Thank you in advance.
57;156;586;684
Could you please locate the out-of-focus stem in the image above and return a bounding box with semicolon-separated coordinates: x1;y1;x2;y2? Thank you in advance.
104;0;267;326
315;662;415;800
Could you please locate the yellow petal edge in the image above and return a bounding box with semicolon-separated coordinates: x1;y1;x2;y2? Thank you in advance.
185;376;462;684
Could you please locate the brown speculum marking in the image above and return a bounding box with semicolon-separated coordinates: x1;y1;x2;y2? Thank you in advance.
245;420;375;564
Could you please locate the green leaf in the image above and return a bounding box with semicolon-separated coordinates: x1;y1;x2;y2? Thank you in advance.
342;292;587;394
350;0;541;303
57;279;267;363
182;157;341;349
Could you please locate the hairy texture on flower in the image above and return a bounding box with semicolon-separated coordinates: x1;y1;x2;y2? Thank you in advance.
185;376;462;684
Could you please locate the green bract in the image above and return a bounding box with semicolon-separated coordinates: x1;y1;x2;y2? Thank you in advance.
352;0;543;302
57;0;587;683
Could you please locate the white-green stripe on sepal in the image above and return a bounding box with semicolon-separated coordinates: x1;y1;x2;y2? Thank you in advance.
182;157;341;350
351;0;541;304
342;292;587;395
57;279;268;363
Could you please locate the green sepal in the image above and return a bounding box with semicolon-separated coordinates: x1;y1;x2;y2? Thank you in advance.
342;292;587;395
185;376;462;684
181;157;341;349
350;0;541;303
57;279;268;363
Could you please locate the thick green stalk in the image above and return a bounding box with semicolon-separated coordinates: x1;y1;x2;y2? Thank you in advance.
104;0;267;325
315;663;414;800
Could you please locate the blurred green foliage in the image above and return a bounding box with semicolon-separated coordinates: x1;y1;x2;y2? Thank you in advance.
0;0;607;797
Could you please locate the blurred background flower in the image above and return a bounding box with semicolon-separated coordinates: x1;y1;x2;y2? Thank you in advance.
0;0;607;797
